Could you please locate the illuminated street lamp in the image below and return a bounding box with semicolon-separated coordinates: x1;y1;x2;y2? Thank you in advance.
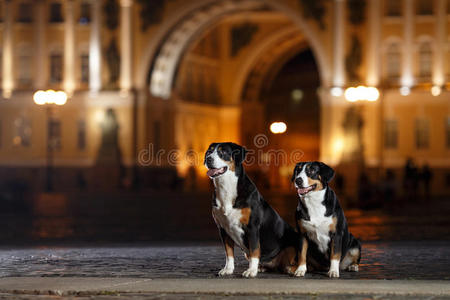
33;90;68;192
270;122;287;134
344;86;380;102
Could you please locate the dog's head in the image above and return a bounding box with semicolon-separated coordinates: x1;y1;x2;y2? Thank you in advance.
291;161;335;196
204;142;247;178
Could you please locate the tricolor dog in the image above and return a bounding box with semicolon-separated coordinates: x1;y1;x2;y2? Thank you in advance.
291;161;361;278
205;142;302;278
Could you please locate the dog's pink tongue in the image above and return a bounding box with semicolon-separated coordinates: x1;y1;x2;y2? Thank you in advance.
297;187;311;195
207;168;221;177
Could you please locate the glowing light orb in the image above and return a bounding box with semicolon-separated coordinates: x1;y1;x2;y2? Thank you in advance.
270;122;287;134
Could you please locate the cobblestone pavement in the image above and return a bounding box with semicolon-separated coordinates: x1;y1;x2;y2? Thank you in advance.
0;293;449;300
0;241;448;280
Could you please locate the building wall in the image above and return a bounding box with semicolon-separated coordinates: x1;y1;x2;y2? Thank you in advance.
0;0;448;194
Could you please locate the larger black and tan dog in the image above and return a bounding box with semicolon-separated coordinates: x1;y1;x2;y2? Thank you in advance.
205;142;301;278
291;161;361;278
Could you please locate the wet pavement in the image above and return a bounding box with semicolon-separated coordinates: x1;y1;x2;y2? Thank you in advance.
0;241;448;280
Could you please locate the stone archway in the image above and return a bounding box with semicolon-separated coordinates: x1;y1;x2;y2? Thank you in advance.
137;0;330;97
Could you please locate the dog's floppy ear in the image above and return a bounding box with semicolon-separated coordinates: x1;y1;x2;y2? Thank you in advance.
229;143;248;165
318;162;335;183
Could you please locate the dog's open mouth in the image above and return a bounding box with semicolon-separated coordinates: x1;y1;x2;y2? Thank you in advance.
207;166;228;178
297;184;317;195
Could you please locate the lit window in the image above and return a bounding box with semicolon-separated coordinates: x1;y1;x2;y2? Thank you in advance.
416;0;433;15
446;117;450;149
385;0;402;16
80;54;89;84
386;43;401;79
48;118;61;151
49;2;63;23
415;119;430;149
77;120;86;150
79;2;91;24
384;120;398;149
50;53;63;84
13;117;32;147
419;42;432;78
18;48;32;86
17;2;33;23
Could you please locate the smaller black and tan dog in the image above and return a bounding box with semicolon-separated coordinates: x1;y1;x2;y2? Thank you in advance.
205;142;301;278
291;161;361;278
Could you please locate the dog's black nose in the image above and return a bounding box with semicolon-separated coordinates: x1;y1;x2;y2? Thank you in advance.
295;177;303;187
206;156;213;167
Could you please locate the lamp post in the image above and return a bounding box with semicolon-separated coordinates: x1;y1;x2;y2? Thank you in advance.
33;90;68;192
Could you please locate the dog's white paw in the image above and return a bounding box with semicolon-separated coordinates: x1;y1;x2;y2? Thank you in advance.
293;265;307;277
347;264;359;272
328;269;340;278
242;268;258;278
218;266;234;276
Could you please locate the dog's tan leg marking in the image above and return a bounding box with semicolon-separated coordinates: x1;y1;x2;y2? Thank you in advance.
242;244;260;278
293;237;308;277
328;238;341;278
240;207;251;225
218;231;235;276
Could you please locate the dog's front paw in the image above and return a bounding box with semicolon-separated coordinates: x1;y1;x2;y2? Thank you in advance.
294;265;307;277
328;269;340;278
242;268;258;278
347;264;359;272
218;266;234;276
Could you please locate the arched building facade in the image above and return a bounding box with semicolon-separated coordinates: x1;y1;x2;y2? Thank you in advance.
0;0;449;195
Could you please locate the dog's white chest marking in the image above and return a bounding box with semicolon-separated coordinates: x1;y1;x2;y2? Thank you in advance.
212;173;247;252
300;189;333;254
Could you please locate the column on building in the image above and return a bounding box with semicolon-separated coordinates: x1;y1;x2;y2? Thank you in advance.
89;0;102;93
64;0;76;95
34;0;46;90
120;0;133;94
2;0;14;98
332;0;345;88
366;0;381;87
433;0;447;88
402;0;414;87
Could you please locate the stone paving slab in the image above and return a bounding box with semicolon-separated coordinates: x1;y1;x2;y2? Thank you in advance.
0;278;449;297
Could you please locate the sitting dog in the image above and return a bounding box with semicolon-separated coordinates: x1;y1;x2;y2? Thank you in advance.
291;161;361;278
205;142;301;278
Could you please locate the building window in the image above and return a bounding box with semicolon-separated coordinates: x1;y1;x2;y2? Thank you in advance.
446;117;450;149
415;119;430;149
80;54;89;84
48;118;61;151
79;2;91;24
384;120;398;149
386;43;401;79
49;2;64;23
385;0;402;16
17;2;33;23
416;0;433;15
13;117;32;147
418;42;432;78
77;120;86;150
50;53;63;84
18;49;32;86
